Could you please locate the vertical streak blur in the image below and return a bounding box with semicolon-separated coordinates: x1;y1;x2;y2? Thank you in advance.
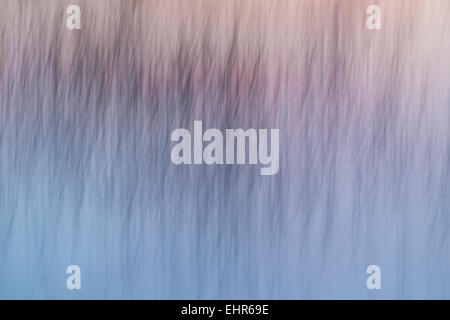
0;0;449;299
